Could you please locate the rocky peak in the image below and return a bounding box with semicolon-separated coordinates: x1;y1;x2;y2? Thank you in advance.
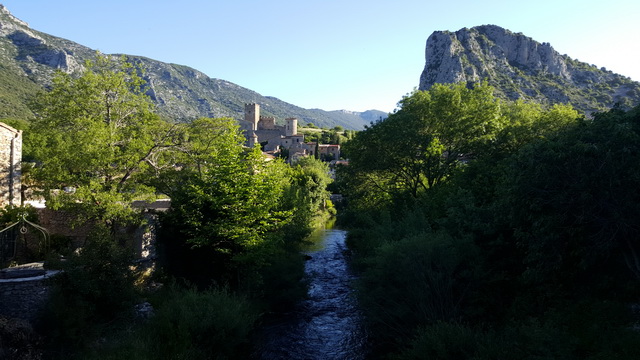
0;5;83;75
0;4;30;30
0;5;39;43
420;25;568;89
418;25;640;114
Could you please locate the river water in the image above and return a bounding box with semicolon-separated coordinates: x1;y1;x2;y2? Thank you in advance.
253;227;368;360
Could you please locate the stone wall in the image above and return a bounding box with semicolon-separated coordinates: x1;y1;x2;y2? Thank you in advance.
34;208;95;248
0;267;59;322
0;122;21;207
35;207;161;259
0;207;162;321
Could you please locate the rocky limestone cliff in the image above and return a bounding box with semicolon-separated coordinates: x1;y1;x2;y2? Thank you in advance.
0;5;379;129
0;5;87;78
419;25;640;114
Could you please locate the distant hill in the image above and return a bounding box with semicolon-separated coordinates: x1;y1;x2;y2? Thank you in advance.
419;25;640;114
0;5;384;129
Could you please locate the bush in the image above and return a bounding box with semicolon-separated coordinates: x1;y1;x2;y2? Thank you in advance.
148;285;258;359
80;285;259;360
38;226;137;352
357;231;483;351
392;320;570;360
0;316;43;360
393;301;640;360
241;246;307;312
391;322;482;360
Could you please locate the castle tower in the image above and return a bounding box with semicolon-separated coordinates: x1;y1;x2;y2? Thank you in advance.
245;103;260;131
285;117;298;137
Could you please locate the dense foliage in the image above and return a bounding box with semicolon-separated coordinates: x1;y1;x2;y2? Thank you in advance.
77;285;260;360
39;227;138;353
12;47;640;359
11;56;334;359
156;117;333;298
29;55;179;226
301;126;355;146
339;83;640;358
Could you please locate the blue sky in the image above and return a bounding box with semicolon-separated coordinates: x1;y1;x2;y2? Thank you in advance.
2;0;639;113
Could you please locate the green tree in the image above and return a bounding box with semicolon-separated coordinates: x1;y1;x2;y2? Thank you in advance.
501;105;640;296
494;100;579;156
29;55;178;225
163;146;290;251
147;117;244;197
156;119;334;295
156;119;295;285
343;82;504;204
287;157;333;220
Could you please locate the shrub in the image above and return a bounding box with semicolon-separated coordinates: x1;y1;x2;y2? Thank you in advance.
38;226;137;352
146;285;259;359
393;320;570;360
391;322;482;360
81;284;259;360
357;231;483;351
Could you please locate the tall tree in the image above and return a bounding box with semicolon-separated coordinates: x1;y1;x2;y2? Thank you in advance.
29;55;178;225
494;100;579;155
343;82;504;205
156;118;337;288
158;117;292;250
156;118;298;287
502;105;640;292
147;117;246;197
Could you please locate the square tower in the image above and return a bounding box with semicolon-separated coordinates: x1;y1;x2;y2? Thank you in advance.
244;103;260;131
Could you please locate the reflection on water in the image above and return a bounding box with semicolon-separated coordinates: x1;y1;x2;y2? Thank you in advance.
253;225;368;360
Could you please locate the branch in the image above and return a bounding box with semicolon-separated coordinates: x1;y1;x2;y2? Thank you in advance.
118;124;183;187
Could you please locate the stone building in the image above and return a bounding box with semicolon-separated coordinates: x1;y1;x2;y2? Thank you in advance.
302;142;341;161
239;104;342;162
239;103;306;154
0;122;21;207
317;144;341;161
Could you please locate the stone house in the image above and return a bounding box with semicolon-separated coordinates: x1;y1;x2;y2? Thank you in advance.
0;122;21;207
317;144;341;161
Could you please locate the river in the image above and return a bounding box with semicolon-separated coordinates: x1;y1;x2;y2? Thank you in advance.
253;226;368;360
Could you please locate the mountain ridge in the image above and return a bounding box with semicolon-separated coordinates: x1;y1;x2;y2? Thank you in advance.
419;24;640;114
0;4;384;129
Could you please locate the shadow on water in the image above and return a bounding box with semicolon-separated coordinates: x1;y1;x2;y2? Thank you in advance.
253;220;368;360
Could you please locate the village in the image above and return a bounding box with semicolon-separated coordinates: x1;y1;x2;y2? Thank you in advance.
239;103;343;164
0;105;351;326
